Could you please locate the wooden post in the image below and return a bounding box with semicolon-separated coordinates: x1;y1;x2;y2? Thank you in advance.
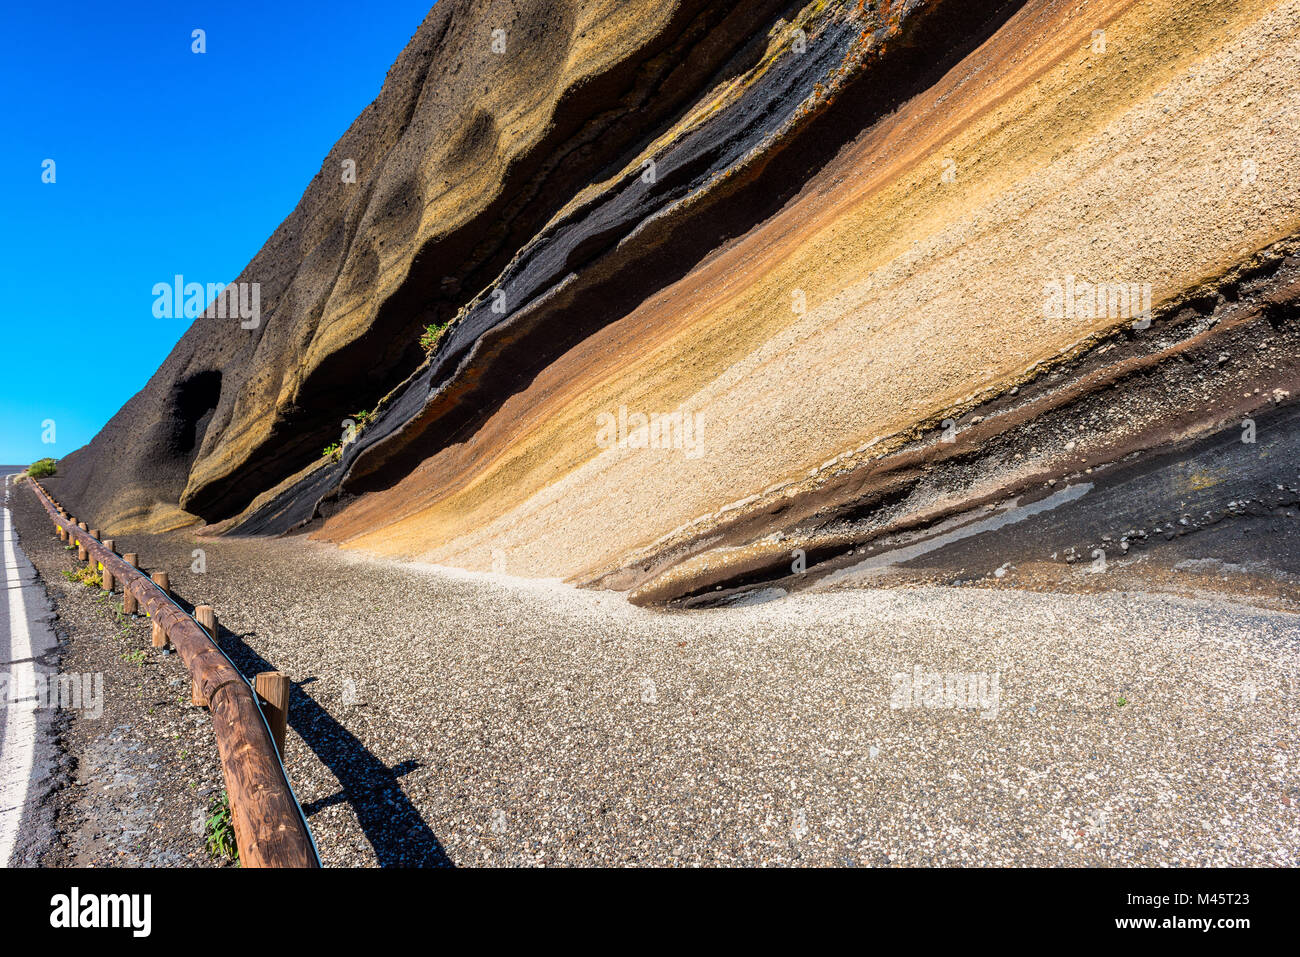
255;672;291;758
122;554;139;614
152;621;168;649
151;571;170;597
78;522;87;531
58;527;66;542
89;529;99;541
100;540;115;592
193;605;217;708
77;541;88;562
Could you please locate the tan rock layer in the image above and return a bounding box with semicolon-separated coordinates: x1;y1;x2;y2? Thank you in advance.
319;0;1300;590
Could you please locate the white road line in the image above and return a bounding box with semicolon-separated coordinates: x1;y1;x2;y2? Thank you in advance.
0;474;38;867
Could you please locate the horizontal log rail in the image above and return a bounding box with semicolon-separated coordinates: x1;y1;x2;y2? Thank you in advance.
26;479;319;868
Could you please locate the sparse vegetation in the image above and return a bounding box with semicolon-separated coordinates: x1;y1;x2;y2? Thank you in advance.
419;320;451;354
121;649;146;668
322;442;341;461
62;565;102;588
206;791;239;862
110;602;132;638
27;457;57;479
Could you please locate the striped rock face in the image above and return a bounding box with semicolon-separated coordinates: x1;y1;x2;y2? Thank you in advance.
68;0;1300;604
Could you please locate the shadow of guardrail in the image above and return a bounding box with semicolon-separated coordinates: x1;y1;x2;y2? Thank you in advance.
166;594;453;867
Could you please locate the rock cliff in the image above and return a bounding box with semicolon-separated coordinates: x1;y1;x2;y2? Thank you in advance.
60;0;1300;604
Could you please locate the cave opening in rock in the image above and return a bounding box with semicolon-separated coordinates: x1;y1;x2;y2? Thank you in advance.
169;370;223;458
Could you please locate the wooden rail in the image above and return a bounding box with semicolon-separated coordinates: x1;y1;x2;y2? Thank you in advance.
26;479;319;868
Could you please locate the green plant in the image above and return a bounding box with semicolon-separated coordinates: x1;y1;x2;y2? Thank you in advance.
27;458;57;479
62;566;101;588
1116;696;1128;708
419;320;450;354
111;604;132;639
109;601;129;629
206;791;238;862
122;649;146;668
351;409;373;428
322;442;341;461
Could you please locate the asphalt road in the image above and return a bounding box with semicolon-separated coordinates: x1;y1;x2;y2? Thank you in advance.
0;475;60;867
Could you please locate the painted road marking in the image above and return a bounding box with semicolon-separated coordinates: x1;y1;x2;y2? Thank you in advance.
1;475;40;866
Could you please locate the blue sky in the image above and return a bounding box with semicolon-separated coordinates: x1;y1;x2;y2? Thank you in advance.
0;0;433;465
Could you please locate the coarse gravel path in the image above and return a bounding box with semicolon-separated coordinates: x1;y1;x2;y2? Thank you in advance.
23;481;1297;867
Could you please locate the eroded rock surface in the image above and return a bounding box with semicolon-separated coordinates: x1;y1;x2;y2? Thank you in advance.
61;0;1300;605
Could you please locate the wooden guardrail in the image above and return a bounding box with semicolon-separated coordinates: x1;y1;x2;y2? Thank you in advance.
26;479;319;868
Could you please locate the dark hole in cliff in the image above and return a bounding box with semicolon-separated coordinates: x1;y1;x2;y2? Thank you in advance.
168;370;222;458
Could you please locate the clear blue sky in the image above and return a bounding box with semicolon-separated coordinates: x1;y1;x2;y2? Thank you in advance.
0;0;433;466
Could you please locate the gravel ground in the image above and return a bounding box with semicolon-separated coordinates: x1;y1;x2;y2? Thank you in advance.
11;487;232;867
20;475;1299;867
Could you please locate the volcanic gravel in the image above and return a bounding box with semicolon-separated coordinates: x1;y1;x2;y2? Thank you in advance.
19;480;1300;867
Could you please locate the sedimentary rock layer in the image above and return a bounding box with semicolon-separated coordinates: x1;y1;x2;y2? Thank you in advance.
62;0;1300;605
319;0;1300;593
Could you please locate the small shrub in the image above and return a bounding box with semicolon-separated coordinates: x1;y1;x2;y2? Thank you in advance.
62;566;101;588
27;458;57;479
322;442;341;461
419;321;450;354
206;791;238;862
